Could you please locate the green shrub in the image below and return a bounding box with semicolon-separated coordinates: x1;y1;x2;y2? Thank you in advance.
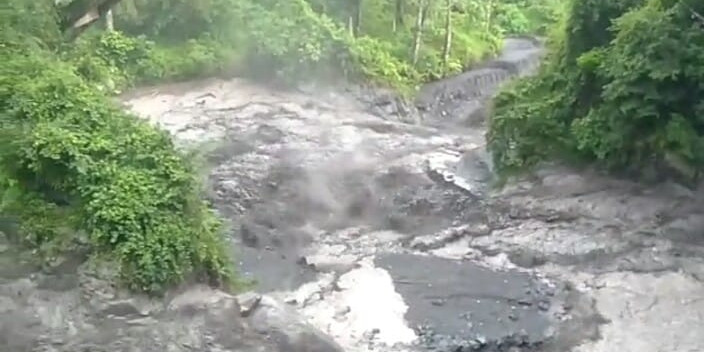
495;0;565;35
0;0;63;49
496;3;531;34
488;0;704;181
66;30;244;92
0;49;234;293
66;30;158;91
345;36;419;91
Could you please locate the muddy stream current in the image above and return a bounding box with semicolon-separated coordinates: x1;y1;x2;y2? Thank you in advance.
1;38;704;352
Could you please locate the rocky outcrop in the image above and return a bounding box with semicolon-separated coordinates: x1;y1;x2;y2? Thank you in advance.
249;296;344;352
415;38;543;128
0;261;344;352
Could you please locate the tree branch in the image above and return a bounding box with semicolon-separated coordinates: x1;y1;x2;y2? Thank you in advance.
60;0;124;39
683;2;704;28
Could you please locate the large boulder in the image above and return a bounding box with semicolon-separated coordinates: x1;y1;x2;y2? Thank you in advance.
248;296;344;352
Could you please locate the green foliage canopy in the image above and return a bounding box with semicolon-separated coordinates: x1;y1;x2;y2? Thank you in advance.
488;0;704;183
105;0;560;90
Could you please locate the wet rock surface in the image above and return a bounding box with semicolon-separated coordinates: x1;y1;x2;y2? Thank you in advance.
2;37;704;352
376;253;557;350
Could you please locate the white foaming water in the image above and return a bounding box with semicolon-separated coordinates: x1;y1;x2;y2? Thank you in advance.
298;257;417;351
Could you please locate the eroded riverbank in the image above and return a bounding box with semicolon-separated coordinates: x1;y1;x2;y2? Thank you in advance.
1;38;703;352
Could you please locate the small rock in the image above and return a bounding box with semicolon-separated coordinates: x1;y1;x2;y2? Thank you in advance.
305;253;358;273
296;256;309;266
467;339;482;350
334;306;351;320
236;292;262;317
284;297;298;305
102;300;142;317
127;317;157;326
250;296;344;352
167;285;232;312
517;299;533;306
239;223;260;247
363;328;381;340
50;337;65;345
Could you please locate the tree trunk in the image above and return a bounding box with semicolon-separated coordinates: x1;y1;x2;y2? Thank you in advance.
690;8;704;27
353;0;363;36
72;8;101;30
105;9;114;32
61;0;123;39
486;0;495;32
442;0;452;70
420;0;429;28
411;0;428;66
394;0;405;31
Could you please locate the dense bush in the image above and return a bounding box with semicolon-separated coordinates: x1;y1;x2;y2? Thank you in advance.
0;50;234;292
488;0;704;182
0;0;233;293
65;30;240;92
496;0;564;35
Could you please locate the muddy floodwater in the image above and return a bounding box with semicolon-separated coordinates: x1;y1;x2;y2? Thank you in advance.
1;38;704;352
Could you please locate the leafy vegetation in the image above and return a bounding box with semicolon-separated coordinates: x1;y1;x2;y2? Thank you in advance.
67;0;562;91
495;0;564;35
488;0;704;183
1;0;232;293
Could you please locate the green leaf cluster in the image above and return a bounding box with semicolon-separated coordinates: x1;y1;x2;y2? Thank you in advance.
65;30;239;93
488;0;704;183
495;0;565;35
0;0;233;293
